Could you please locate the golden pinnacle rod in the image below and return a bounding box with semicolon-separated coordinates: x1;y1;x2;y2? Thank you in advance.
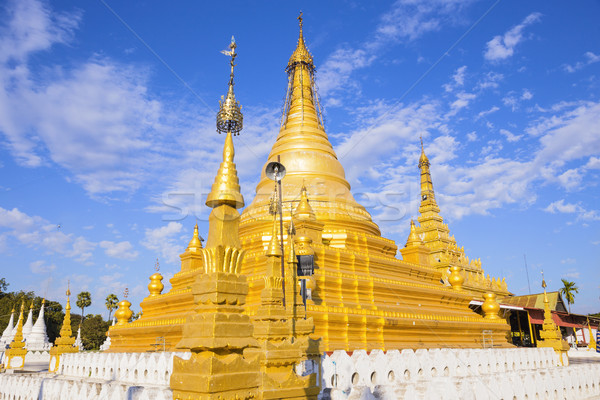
277;154;286;307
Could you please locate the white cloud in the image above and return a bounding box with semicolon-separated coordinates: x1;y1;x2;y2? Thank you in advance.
99;240;138;260
142;222;184;265
376;0;474;42
476;72;504;90
466;131;477;141
544;200;600;221
443;65;467;92
476;106;500;119
318;0;475;103
447;92;476;116
484;13;541;61
564;51;600;73
521;89;533;100
0;0;80;63
585;157;600;169
0;206;95;260
499;128;522;143
29;260;56;274
560;258;576;265
562;269;580;279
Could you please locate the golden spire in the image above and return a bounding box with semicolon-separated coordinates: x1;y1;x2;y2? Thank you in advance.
240;16;380;237
206;37;245;209
293;184;316;221
266;214;282;257
57;285;74;342
287;12;314;69
287;205;298;265
405;219;421;247
418;138;441;217
419;136;429;166
186;223;203;252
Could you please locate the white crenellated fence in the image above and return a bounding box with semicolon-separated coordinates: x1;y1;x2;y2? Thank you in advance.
1;348;600;399
319;348;600;400
0;351;191;400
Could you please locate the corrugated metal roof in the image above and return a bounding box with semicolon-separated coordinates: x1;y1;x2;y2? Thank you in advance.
501;291;567;312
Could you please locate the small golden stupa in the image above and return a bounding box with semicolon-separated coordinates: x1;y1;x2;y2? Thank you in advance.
5;302;27;369
48;284;79;372
108;16;512;353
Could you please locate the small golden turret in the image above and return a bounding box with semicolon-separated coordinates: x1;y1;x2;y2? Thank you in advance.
186;224;203;252
405;219;421;247
266;214;282;257
537;271;570;364
448;265;465;290
5;302;27;369
48;284;78;372
481;293;500;319
115;288;133;326
148;259;164;297
294;184;317;221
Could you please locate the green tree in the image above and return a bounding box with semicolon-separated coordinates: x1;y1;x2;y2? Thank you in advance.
0;277;8;296
76;291;92;322
80;314;110;350
105;294;119;322
560;278;579;314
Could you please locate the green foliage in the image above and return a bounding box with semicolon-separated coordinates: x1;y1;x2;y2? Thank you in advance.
80;314;110;350
560;278;579;313
0;277;8;295
105;294;119;322
76;291;92;321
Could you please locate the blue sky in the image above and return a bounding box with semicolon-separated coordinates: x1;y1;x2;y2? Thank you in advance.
0;0;598;317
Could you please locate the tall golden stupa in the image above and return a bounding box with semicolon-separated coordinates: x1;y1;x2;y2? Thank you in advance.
108;17;511;353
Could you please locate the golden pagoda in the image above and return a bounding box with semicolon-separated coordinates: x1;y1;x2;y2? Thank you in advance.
536;272;569;365
108;16;512;354
5;302;27;370
415;138;510;299
48;285;79;372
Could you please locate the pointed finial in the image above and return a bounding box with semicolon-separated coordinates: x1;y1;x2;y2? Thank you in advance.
66;280;70;297
29;301;34;310
155;258;160;272
405;219;421;247
123;287;129;299
266;213;282;257
288;13;314;69
541;270;547;289
186;223;203;251
419;137;429;167
293;184;317;221
217;36;243;135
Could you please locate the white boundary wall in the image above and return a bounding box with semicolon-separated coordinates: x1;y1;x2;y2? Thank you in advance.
318;348;600;400
1;348;600;399
0;351;190;400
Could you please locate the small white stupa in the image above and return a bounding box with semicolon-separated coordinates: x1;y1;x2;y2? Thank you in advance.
99;318;115;351
0;306;16;350
74;325;84;351
25;299;51;351
21;302;35;341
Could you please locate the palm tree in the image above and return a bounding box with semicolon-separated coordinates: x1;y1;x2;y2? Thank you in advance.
105;294;119;322
76;291;92;321
560;279;579;314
